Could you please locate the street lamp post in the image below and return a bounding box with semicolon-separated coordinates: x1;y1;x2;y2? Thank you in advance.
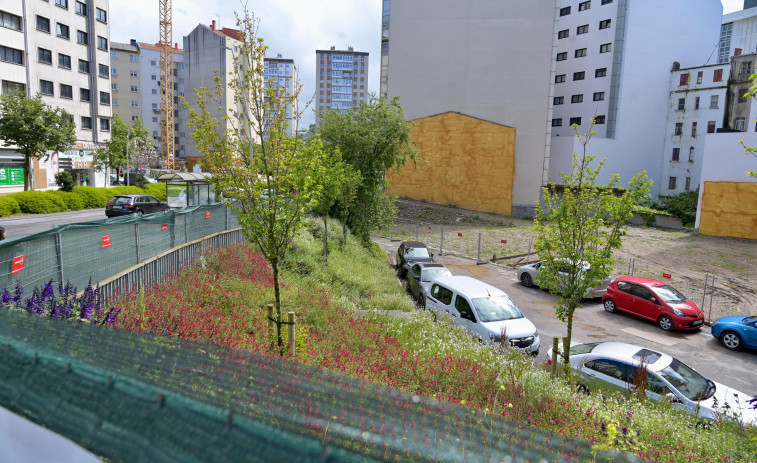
125;124;131;185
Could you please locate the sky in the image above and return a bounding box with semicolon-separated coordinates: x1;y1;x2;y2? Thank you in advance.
110;0;743;128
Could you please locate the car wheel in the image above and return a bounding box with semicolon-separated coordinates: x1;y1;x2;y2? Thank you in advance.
720;331;743;351
419;295;426;310
432;311;438;322
136;209;144;215
520;273;534;288
603;298;617;313
576;383;590;395
657;315;674;331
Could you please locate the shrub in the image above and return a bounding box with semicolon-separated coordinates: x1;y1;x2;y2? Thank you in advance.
135;174;147;189
144;183;166;200
660;188;699;226
46;190;85;211
42;191;68;211
73;186;109;208
54;171;76;192
0;196;21;217
11;191;63;214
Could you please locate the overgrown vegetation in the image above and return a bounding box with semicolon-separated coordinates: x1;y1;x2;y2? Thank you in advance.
659;188;699;227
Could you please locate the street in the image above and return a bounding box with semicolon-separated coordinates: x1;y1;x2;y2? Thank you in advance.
1;209;106;239
375;236;757;395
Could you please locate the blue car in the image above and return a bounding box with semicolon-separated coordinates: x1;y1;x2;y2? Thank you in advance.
711;315;757;351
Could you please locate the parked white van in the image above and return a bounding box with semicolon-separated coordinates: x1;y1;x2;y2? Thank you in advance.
425;276;540;354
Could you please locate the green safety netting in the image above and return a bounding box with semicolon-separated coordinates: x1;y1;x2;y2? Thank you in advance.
0;204;240;292
0;308;639;462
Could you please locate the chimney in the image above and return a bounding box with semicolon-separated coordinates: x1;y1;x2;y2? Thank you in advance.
130;39;137;46
174;43;178;49
211;20;216;31
735;48;743;56
330;45;335;51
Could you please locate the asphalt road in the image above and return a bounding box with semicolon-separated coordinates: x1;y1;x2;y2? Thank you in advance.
375;236;757;396
1;209;106;239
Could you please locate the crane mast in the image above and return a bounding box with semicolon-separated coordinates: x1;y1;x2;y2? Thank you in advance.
159;0;175;170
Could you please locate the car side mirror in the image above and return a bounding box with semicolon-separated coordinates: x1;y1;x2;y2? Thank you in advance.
651;297;660;305
413;275;420;280
430;252;434;259
664;392;681;403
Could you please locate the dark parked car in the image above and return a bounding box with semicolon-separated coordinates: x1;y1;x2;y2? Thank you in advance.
105;194;170;217
711;315;757;351
406;262;452;307
396;241;434;278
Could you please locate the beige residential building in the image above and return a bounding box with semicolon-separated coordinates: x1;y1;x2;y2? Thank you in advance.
315;46;368;126
110;40;141;124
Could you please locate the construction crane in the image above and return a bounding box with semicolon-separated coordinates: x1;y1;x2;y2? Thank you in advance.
159;0;175;170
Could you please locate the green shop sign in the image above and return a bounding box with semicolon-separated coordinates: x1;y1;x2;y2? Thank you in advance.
0;167;24;186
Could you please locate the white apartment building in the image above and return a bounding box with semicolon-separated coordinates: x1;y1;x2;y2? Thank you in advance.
661;63;729;196
718;1;757;63
182;20;246;168
264;54;297;136
315;46;368;126
548;0;723;199
0;0;112;190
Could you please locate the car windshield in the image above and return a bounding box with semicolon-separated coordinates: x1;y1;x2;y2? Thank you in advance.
112;197;132;205
421;268;451;282
405;247;430;258
657;358;712;401
472;296;523;322
743;315;757;323
569;342;600;356
653;285;687;303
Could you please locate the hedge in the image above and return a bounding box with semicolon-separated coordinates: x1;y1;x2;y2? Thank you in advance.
0;184;170;217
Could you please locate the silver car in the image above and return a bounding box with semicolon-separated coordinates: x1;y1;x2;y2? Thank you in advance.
406;262;452;307
516;260;611;299
545;341;757;426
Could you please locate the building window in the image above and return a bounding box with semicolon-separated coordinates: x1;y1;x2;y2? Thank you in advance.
150;59;157;66
707;121;716;133
110;50;117;59
60;84;72;99
0;11;22;31
129;55;137;62
599;19;611;29
555;74;566;83
570;117;582;126
672;148;680;161
579;1;591;11
78;59;89;73
131;100;138;107
1;80;25;95
696;71;703;84
739;87;749;103
677;98;685;110
713;68;723;82
151;89;158;94
130;70;138;77
75;1;87;16
691;122;697;137
694;96;700;109
36;15;50;33
679;73;689;86
710;95;719;108
599;43;612;53
595;67;607;78
556;52;567;61
668;177;677;190
77;30;87;44
40;80;54;96
602;0;613;3
593;91;605;101
0;46;23;65
735;117;746;131
560;6;571;16
96;8;107;23
577;25;589;35
111;68;117;75
99;91;110;105
554;96;564;105
58;53;71;69
685;177;691;191
100;118;110;131
552;118;563;127
38;48;52;65
98;64;109;77
151;75;157;81
55;0;68;8
571;94;583;103
97;36;108;50
674;123;683;135
688;147;695;161
130;85;138;92
80;88;90;101
56;23;69;39
573;71;585;81
595;115;606;124
81;116;92;129
558;29;569;39
740;60;752;76
575;48;587;58
111;83;117;90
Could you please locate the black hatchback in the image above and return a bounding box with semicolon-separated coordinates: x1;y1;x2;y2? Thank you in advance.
105;194;170;217
396;241;434;278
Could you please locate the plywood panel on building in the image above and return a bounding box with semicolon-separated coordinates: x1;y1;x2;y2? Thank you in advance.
698;181;757;240
387;112;515;215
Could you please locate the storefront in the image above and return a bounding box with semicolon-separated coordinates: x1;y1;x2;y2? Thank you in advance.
59;142;107;188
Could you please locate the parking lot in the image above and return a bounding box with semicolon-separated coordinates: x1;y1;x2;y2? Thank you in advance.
376;236;757;395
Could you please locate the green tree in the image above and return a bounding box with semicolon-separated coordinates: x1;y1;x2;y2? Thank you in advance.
186;6;326;352
319;95;416;243
94;117;153;182
54;171;75;192
0;92;76;191
533;120;651;364
310;146;347;263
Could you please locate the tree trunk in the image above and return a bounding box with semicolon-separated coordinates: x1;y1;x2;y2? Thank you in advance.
24;153;32;191
323;215;329;263
564;307;575;364
272;259;283;351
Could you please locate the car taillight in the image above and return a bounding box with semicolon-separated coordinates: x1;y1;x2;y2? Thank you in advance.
123;204;135;209
545;357;552;365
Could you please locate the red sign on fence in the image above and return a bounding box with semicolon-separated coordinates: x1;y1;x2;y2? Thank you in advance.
205;211;211;219
501;239;507;244
11;255;25;275
662;273;672;279
428;226;431;230
102;236;112;248
457;232;462;237
162;224;168;230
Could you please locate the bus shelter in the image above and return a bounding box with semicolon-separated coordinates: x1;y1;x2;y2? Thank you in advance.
157;172;216;208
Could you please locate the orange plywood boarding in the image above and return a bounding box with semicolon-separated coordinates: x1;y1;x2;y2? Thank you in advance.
699;181;757;240
387;112;515;215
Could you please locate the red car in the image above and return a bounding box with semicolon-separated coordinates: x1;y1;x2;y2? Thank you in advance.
601;276;704;331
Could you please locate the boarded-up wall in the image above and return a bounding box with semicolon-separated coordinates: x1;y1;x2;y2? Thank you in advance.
387;112;515;215
699;181;757;240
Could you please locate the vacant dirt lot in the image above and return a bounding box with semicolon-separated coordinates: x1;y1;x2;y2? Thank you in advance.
382;198;757;320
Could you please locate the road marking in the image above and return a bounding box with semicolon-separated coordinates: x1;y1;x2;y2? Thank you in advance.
620;327;679;347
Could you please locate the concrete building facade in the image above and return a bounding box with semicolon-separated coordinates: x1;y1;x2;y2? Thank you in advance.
264;54;297;136
0;0;112;190
110;40;141;124
718;1;757;63
315;46;368;126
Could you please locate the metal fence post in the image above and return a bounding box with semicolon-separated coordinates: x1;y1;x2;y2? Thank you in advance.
701;273;709;312
527;238;532;263
225;205;230;230
708;275;715;323
135;223;141;263
55;233;65;284
184;214;189;243
287;311;295;359
477;233;482;264
440;225;444;256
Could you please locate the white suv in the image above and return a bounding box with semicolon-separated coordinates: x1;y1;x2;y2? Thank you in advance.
426;276;540;354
